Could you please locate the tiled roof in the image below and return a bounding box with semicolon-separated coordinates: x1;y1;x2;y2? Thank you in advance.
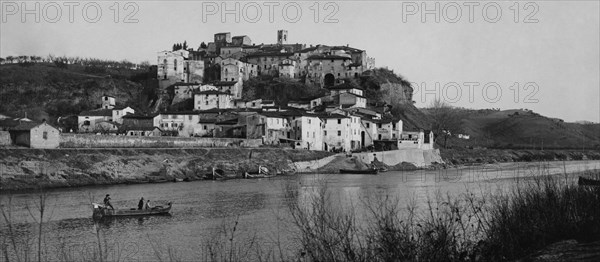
246;52;294;58
215;118;238;125
307;54;352;60
198;118;217;123
319;113;350;119
10;121;42;131
123;114;157;119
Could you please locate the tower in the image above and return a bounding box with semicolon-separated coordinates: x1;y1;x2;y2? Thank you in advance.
277;30;288;45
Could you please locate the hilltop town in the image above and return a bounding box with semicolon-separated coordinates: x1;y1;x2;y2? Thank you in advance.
0;30;434;153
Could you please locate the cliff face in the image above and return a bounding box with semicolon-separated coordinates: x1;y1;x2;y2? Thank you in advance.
0;148;334;191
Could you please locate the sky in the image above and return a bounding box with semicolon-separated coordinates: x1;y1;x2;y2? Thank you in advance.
1;0;599;123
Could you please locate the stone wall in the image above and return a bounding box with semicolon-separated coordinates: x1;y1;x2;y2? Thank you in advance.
354;148;443;167
60;134;263;148
0;131;11;146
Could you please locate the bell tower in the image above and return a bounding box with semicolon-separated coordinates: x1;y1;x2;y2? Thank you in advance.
277;30;288;45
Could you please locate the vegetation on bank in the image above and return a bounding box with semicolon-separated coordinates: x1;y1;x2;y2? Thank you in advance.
441;148;600;165
2;168;599;261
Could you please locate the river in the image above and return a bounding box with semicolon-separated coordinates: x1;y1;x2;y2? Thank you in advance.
1;160;599;261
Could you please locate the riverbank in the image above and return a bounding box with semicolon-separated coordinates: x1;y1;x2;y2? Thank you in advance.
0;148;334;192
440;148;600;166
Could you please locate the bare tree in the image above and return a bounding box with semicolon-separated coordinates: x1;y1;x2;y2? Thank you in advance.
428;98;463;148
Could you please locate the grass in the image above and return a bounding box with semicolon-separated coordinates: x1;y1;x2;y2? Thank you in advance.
282;169;600;261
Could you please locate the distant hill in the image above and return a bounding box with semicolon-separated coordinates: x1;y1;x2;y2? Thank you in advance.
0;63;158;129
430;108;600;150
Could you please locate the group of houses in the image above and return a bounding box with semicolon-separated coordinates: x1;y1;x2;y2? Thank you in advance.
157;30;377;95
77;82;434;152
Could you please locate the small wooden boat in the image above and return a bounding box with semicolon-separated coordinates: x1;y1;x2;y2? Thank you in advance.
244;166;274;179
203;168;228;180
92;202;172;219
339;168;379;175
578;177;600;186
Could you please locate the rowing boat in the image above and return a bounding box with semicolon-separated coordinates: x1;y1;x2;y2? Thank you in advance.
578;177;600;186
92;202;172;219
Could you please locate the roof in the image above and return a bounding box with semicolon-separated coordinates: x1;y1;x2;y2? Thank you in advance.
161;111;198;115
331;46;364;53
198;118;217;123
80;109;113;117
173;82;201;86
246;52;295;58
123;114;158;119
298;45;328;53
288;100;310;104
194;90;231;95
10;122;41;131
257;111;286;118
122;126;161;131
339;92;367;99
307;54;352;60
319;113;350;119
212;81;238;86
215;118;238;125
112;106;133;110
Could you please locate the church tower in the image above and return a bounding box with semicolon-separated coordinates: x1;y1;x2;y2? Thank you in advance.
277;30;288;45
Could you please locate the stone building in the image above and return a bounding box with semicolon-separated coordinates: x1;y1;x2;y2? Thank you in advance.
157;49;204;89
194;90;232;110
8;121;60;148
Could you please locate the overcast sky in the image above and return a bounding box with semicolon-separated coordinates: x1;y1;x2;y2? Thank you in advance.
1;1;598;122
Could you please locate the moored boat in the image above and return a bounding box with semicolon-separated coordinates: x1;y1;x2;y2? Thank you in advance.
339;168;379;175
578;177;600;186
244;166;274;179
92;202;172;219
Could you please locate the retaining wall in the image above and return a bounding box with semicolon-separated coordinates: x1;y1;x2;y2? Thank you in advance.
354;148;443;167
60;134;263;148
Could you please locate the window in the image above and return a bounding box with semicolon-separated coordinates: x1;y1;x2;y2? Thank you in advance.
188;115;192;120
378;123;382;128
204;125;207;130
337;131;341;136
205;101;209;105
173;123;178;127
337;119;341;124
83;120;90;126
43;131;48;139
366;123;370;128
324;131;327;136
308;119;311;124
174;59;177;70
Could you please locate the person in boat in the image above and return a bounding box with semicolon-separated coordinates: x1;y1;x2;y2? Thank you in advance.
145;200;152;210
138;197;144;210
103;194;114;210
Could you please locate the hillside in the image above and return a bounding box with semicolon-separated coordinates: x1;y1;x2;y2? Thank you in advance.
0;63;158;130
433;108;600;150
